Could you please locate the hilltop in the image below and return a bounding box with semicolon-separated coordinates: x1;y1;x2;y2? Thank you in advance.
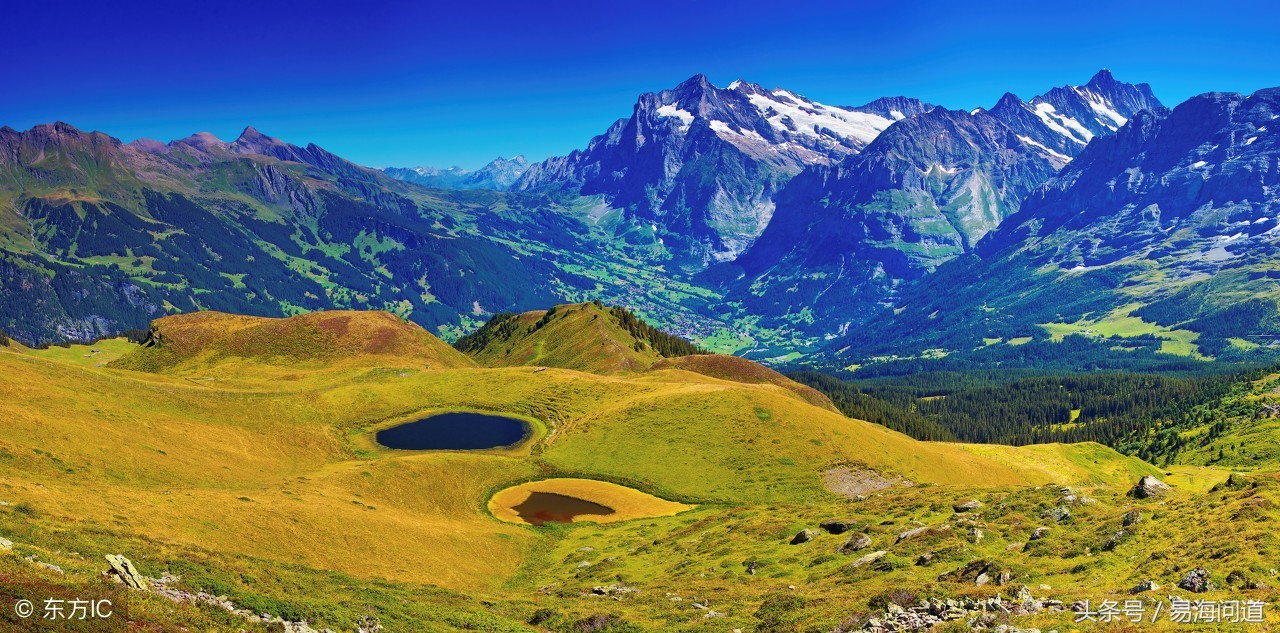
454;302;705;373
110;310;474;375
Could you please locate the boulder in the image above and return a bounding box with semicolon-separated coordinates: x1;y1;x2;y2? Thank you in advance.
915;552;935;566
1040;506;1072;522
1131;579;1160;594
105;554;150;590
819;520;856;534
1129;475;1171;499
896;524;949;544
1102;529;1126;552
0;537;11;550
790;529;815;545
1122;510;1142;527
1178;567;1215;593
839;533;873;554
938;559;996;584
953;499;983;513
967;527;984;544
848;550;887;569
1029;527;1050;541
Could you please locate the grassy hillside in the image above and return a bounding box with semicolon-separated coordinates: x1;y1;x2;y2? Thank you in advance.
651;353;837;411
110;310;475;376
455;302;703;373
0;311;1273;631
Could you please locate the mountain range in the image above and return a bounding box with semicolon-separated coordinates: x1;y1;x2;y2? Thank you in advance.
514;74;934;265
2;71;1278;375
380;155;529;190
835;86;1280;368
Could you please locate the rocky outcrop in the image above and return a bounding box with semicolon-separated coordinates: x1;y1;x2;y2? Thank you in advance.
1178;567;1215;593
105;554;150;590
856;587;1064;632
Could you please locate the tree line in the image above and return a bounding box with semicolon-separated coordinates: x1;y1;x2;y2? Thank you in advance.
792;367;1271;460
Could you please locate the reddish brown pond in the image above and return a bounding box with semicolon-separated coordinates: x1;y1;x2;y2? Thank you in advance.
509;492;616;526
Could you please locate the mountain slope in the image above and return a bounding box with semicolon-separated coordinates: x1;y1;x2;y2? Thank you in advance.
718;72;1163;348
0;123;587;345
832;86;1280;366
515;74;931;264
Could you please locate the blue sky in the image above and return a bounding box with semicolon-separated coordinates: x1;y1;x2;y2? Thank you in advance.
3;0;1277;168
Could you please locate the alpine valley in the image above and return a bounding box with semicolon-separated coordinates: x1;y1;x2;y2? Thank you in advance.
10;69;1255;369
4;67;1280;633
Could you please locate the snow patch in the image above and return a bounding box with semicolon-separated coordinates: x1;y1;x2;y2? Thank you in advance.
1075;87;1128;129
1032;102;1094;145
655;104;693;129
710;120;765;143
1017;135;1073;164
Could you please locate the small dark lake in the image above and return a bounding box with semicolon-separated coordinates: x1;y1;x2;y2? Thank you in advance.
376;412;529;450
509;492;616;526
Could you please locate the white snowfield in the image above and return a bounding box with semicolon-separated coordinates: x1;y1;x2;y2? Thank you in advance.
649;79;897;162
1031;102;1095;146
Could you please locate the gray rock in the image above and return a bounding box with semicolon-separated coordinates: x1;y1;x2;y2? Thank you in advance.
967;527;984;544
916;552;934;566
1178;567;1215;593
790;529;815;545
840;533;873;554
1029;527;1050;541
1129;475;1171;499
1122;510;1142;527
0;537;11;550
1040;506;1072;522
820;520;856;534
1131;579;1160;594
105;554;150;590
896;524;949;544
1102;529;1126;551
953;499;983;513
849;551;887;569
34;560;64;574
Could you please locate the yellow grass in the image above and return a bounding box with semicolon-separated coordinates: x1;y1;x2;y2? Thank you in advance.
0;309;1181;609
488;478;693;525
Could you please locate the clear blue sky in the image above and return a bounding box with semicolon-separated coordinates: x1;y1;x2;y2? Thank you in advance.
3;0;1276;169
